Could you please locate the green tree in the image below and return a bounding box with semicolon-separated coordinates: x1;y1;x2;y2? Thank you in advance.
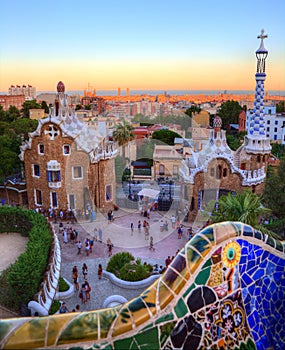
217;100;242;128
226;134;241;150
41;101;49;114
270;143;285;158
276;101;284;113
152;129;181;145
263;157;285;219
11;118;38;140
212;190;280;239
75;104;82;111
137;139;154;160
21;100;41;118
113;119;135;157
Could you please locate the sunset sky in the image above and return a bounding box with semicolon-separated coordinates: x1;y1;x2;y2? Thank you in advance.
1;0;284;92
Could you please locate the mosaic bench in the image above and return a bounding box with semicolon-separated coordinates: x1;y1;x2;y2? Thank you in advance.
0;221;285;349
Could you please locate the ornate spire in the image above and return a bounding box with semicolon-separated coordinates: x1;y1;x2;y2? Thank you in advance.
245;30;271;154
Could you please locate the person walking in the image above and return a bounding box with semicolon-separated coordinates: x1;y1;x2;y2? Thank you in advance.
63;229;68;244
82;263;88;280
72;266;79;291
149;236;155;251
171;214;176;229
79;283;87;304
85;281;91;301
98;264;103;280
59;302;69;313
138;220;141;233
131;222;134;235
77;240;82;255
98;227;103;242
107;238;113;256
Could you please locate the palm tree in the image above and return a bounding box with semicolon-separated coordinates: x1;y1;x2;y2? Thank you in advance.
212;190;281;240
113;119;135;158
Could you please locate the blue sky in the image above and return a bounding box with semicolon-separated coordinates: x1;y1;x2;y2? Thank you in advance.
1;0;284;91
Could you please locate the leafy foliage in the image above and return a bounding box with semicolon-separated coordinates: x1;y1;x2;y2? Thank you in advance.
49;300;61;315
152;129;181;145
0;207;52;312
58;277;69;292
263;157;285;219
21;100;41;118
217;100;242;128
106;252;135;275
119;262;151;282
213;190;269;228
106;252;153;281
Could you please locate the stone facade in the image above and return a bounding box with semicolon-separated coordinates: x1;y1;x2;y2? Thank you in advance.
20;81;117;215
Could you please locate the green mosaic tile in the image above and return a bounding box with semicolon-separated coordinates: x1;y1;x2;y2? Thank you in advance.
160;321;176;347
183;283;196;298
195;266;211;285
203;258;212;268
267;236;275;248
154;313;174;325
141;322;154;332
275;240;283;252
199;226;214;242
58;312;99;344
174;298;188;318
114;337;133;349
190;235;213;256
133;327;159;350
99;309;117;338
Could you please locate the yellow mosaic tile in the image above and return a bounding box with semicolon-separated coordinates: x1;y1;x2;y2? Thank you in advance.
127;297;151;327
171;253;190;280
158;280;174;310
140;282;158;316
46;313;77;347
111;306;133;337
99;308;119;339
214;222;239;244
3;317;47;350
57;311;99;345
162;267;186;295
186;246;203;274
190;234;214;257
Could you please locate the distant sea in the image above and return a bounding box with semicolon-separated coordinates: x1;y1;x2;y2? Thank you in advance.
1;89;285;96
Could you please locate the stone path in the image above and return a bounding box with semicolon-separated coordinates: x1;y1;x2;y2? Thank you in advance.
0;207;205;316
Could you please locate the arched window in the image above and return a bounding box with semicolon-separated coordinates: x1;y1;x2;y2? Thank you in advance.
216;165;222;179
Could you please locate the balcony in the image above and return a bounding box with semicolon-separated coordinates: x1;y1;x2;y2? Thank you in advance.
48;181;61;189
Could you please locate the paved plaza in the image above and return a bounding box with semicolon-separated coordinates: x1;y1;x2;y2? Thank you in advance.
0;206;205;316
58;207;194;312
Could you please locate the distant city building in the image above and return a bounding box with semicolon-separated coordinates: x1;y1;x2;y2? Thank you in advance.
246;105;285;144
0;94;25;111
29;109;45;120
9;84;36;100
118;87;121;97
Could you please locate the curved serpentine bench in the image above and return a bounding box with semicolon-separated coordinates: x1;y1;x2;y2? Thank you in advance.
102;270;160;289
1;222;285;349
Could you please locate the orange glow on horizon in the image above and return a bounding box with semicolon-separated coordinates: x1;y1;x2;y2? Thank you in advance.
0;57;284;92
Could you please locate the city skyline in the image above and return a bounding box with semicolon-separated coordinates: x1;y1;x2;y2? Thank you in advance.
1;0;285;92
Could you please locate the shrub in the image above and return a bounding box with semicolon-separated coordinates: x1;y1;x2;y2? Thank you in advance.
119;262;151;281
49;299;61;315
58;277;69;292
0;207;52;313
106;252;135;276
106;252;153;282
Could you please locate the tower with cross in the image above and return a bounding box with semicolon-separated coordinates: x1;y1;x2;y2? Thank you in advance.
245;29;271;155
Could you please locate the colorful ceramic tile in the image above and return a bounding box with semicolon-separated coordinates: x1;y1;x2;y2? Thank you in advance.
111;307;133;337
157;280;174;310
189;234;214;257
57;312;99;345
186;247;202;274
99;308;119;339
127;297;151;327
170;253;190;280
